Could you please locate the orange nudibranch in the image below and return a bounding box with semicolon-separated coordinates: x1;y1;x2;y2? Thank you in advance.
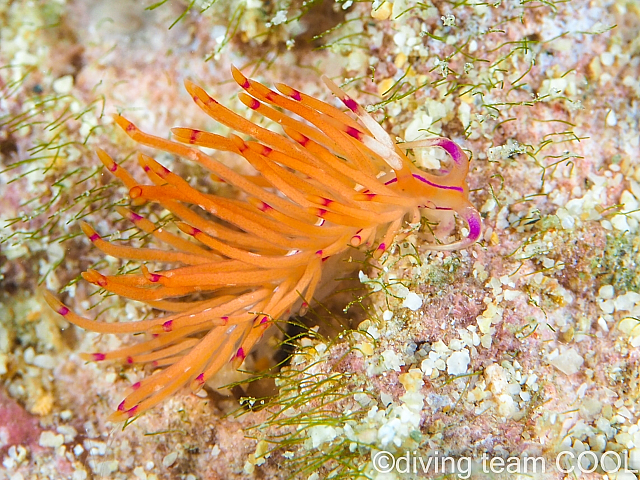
45;66;481;421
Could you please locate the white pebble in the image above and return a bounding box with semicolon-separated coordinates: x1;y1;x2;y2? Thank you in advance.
402;292;423;311
52;75;74;94
611;214;630;231
381;350;404;371
614;291;640;312
447;349;470;375
598;285;614;299
39;431;64;448
162;452;178;468
550;348;583;375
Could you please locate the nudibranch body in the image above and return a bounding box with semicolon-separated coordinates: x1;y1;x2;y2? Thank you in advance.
45;67;481;421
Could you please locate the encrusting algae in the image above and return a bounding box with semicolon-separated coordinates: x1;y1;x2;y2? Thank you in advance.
44;66;481;421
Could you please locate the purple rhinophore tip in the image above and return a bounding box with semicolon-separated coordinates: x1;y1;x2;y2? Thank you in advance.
431;138;466;166
465;208;482;241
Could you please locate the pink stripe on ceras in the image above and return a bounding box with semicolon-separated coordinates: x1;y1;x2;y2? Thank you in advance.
117;400;126;411
377;243;386;251
148;273;161;283
127;405;139;418
259;202;272;211
345;126;363;140
108;162;118;173
159;165;170;177
126;356;134;364
189;129;200;143
58;306;69;316
241;79;250;89
93;353;106;361
129;211;143;222
89;233;100;242
162;320;173;332
290;89;302;101
235;347;246;360
195;373;205;385
131;381;141;390
260;316;268;325
343;97;358;113
247;98;260;110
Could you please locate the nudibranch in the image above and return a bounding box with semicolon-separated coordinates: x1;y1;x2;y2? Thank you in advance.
45;67;481;421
